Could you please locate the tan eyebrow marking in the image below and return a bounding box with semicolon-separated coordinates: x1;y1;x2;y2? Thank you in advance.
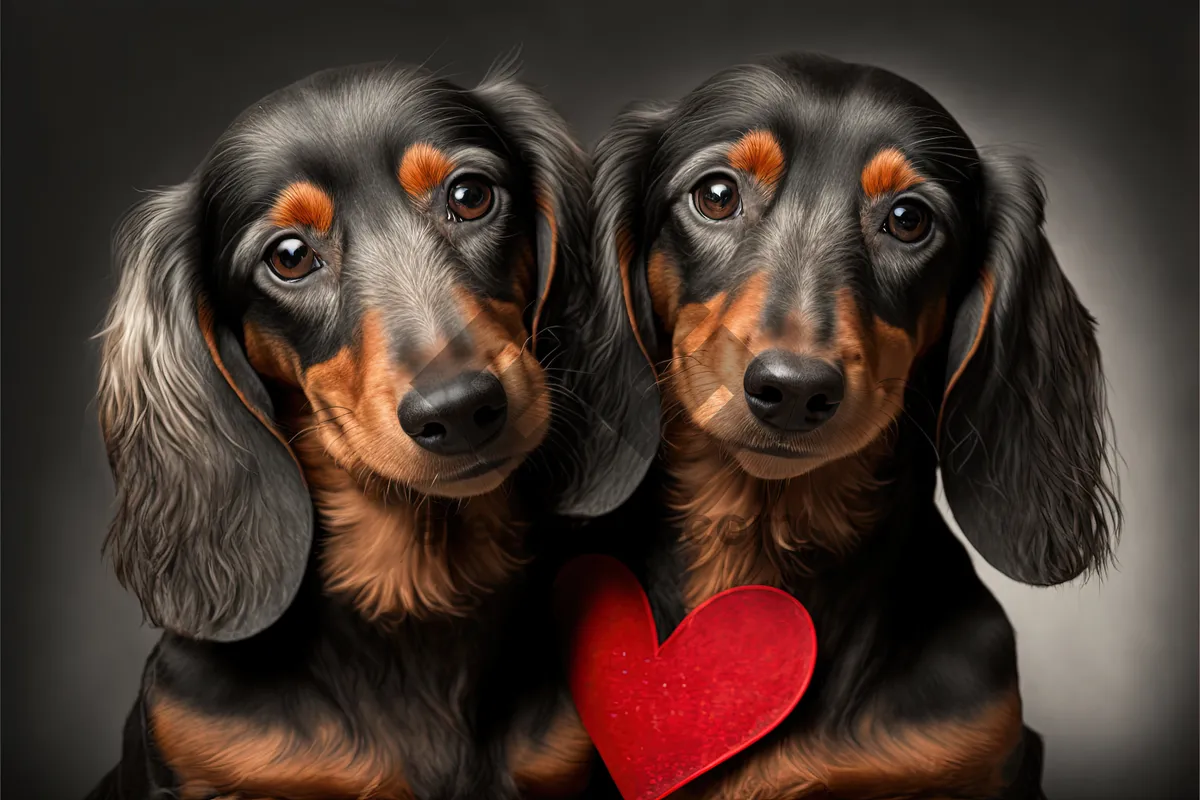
727;130;786;190
398;142;456;199
861;147;924;198
268;181;334;233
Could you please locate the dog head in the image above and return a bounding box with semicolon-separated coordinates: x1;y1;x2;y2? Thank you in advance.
98;63;589;640
598;53;1119;585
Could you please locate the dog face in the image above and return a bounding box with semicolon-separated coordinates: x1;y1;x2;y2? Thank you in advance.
599;54;1118;585
98;64;589;640
210;71;558;498
629;89;970;481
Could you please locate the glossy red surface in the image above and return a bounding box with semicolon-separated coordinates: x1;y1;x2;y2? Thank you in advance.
555;555;817;800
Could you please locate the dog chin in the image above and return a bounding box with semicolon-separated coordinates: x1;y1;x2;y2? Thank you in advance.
731;449;822;481
417;457;518;499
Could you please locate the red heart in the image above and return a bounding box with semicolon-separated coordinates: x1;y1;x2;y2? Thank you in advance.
554;555;817;800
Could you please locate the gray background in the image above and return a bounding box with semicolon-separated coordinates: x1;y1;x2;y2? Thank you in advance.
3;1;1196;798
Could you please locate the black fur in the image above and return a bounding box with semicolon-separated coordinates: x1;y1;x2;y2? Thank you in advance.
90;62;623;799
538;100;664;518
99;182;313;642
586;53;1119;797
940;154;1121;586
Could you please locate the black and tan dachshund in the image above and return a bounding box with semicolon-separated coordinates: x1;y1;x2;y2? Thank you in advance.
586;53;1121;798
87;62;650;800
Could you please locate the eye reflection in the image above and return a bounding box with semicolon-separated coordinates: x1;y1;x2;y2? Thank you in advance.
692;176;741;220
266;237;321;280
884;200;932;243
447;177;494;221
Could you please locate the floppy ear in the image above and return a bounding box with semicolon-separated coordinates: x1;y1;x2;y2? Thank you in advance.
473;74;663;517
595;102;673;370
470;71;590;350
544;102;673;517
97;182;313;641
937;153;1120;585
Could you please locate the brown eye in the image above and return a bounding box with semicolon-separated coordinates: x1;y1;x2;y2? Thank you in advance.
884;200;932;243
267;237;321;280
692;176;741;220
447;177;494;221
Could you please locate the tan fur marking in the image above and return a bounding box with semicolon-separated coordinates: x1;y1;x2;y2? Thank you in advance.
669;273;769;426
660;286;926;603
258;307;542;620
667;418;888;608
296;428;524;621
486;297;531;350
298;314;380;478
728;130;786;190
508;703;594;798
692;691;1024;799
453;286;552;446
646;249;682;331
618;227;657;373
197;299;303;478
269;181;334;234
398;142;455;199
243;322;303;386
510;237;536;304
937;270;996;441
285;304;546;497
671;285;917;475
719;271;771;344
844;290;918;452
454;288;526;371
674;291;727;359
861;147;924;198
668;272;799;444
150;695;410;800
530;195;557;348
917;294;948;356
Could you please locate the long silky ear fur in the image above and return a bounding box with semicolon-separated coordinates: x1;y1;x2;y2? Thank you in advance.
97;182;313;641
471;64;589;345
594;102;673;365
547;101;673;517
473;69;661;517
938;152;1121;586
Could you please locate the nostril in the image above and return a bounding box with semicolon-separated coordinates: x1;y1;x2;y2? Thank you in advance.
473;403;505;430
744;350;844;432
753;385;784;405
418;421;447;440
399;370;508;456
806;393;838;414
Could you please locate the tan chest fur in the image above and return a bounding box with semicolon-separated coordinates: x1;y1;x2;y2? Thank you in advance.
663;417;887;609
150;695;409;800
662;423;1023;799
676;691;1023;800
148;409;591;799
151;694;593;800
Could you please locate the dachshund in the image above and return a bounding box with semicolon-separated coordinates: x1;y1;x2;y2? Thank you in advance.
584;53;1121;799
86;62;649;800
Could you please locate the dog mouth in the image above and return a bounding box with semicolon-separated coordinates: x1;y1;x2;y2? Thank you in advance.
732;440;820;459
409;453;521;498
438;455;513;482
700;426;846;481
705;427;823;461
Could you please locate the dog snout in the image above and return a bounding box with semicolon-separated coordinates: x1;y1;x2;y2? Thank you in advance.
398;371;508;456
743;350;843;432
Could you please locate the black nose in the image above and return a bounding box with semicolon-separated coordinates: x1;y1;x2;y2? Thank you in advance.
743;351;844;432
399;371;508;456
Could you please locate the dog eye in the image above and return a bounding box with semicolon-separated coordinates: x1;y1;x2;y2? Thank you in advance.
884;200;932;243
447;177;494;222
692;176;741;220
266;237;322;281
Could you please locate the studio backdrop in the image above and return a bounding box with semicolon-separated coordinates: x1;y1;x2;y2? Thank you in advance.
2;1;1196;798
